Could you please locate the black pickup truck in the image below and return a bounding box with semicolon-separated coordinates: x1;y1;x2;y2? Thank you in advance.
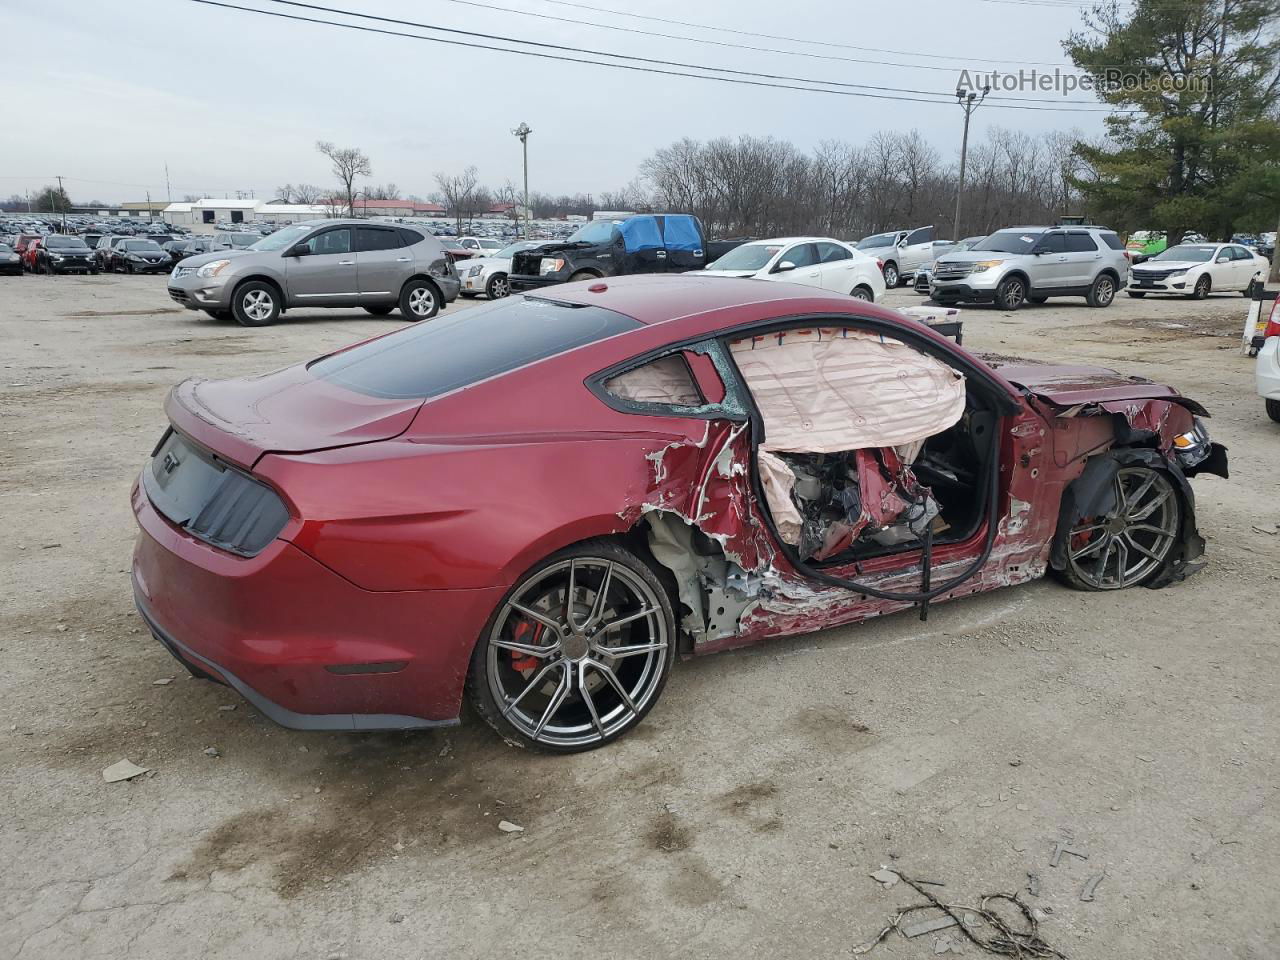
508;214;745;292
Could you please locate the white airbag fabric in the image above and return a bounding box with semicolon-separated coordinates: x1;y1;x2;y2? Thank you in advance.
730;328;966;453
756;449;803;544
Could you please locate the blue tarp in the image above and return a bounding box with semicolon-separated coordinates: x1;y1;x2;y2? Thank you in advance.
620;216;663;253
660;215;701;252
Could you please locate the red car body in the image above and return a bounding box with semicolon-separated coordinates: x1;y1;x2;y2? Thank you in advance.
131;275;1226;740
15;234;43;271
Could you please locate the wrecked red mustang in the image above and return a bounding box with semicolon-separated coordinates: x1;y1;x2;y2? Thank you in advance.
130;275;1227;751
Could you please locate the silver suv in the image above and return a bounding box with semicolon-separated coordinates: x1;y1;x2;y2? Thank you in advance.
167;219;460;326
930;226;1128;310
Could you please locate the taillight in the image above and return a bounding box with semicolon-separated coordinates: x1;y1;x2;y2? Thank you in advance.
1122;250;1131;261
876;258;884;271
1264;318;1280;340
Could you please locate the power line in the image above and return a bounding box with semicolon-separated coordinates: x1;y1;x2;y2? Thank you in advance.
193;0;1126;111
427;0;1078;71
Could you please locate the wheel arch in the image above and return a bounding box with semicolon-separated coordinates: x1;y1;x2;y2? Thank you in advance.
231;273;285;306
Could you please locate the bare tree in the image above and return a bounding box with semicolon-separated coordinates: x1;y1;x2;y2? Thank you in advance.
434;166;480;234
365;183;401;200
293;183;325;204
316;140;372;216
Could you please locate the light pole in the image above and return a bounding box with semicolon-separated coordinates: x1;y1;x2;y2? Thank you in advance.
512;122;532;238
953;85;989;241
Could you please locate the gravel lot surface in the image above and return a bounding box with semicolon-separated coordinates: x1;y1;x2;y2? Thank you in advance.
2;274;1277;960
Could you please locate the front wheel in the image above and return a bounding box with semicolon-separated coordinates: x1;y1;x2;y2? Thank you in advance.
995;276;1026;310
1267;398;1280;423
1189;275;1210;299
1058;466;1181;591
881;262;899;288
232;281;281;326
468;541;676;752
486;273;510;299
363;304;395;316
1127;291;1146;298
1087;273;1117;307
399;278;440;320
202;308;232;321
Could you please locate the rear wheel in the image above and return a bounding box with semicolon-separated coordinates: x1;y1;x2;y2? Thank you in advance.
1029;295;1048;304
1267;398;1280;423
1087;273;1117;307
468;541;676;752
1127;291;1146;298
568;270;599;284
995;276;1026;310
849;285;873;301
1243;279;1258;298
1058;466;1181;591
232;281;281;326
363;304;394;316
399;278;440;320
1189;275;1210;299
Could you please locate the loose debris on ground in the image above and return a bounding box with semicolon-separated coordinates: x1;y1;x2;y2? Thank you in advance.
854;868;1067;958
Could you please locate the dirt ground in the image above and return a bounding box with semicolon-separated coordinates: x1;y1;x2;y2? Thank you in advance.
2;274;1277;960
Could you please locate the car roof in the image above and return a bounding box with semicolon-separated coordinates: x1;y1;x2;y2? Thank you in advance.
529;273;888;327
743;237;846;246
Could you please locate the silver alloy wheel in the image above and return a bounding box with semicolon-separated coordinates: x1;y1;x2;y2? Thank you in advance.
242;289;274;322
1001;278;1025;308
486;557;669;748
408;285;435;317
489;275;509;298
883;263;898;287
1095;276;1115;304
1066;467;1179;589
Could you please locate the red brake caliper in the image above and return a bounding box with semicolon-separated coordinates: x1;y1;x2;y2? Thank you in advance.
509;619;543;673
1071;517;1096;552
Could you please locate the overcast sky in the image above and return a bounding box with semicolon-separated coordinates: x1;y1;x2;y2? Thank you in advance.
0;0;1105;204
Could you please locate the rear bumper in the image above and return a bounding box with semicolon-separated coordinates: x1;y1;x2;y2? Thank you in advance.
1257;337;1280;402
131;476;504;729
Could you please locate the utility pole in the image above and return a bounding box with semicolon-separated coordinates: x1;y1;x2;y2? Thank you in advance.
165;163;172;205
55;175;68;231
512;122;532;239
952;85;989;241
146;190;154;223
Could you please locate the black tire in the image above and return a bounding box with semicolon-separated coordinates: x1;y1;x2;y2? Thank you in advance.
567;270;600;284
849;285;873;301
1243;279;1258;298
1029;295;1048;304
89;268;99;275
1190;275;1210;299
467;539;677;753
882;261;899;288
363;304;395;316
459;291;478;299
125;262;134;275
995;276;1026;311
1086;272;1117;308
202;308;232;321
485;273;511;299
398;277;441;321
1054;464;1183;592
231;280;281;327
1127;291;1146;298
1267;398;1280;423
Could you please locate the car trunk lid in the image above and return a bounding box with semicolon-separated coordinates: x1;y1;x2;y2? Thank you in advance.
992;361;1207;413
165;366;423;468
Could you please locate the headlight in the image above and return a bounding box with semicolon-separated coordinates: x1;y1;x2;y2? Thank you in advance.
1173;419;1211;468
196;259;232;278
972;260;1005;271
539;257;566;276
1164;269;1186;277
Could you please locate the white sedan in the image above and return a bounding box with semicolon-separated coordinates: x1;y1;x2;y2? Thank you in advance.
456;240;542;299
1127;241;1268;299
702;237;886;301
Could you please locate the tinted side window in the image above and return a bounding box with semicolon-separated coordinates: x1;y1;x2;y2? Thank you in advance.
398;228;425;245
1065;233;1098;252
905;226;934;245
310;298;641;400
1099;232;1124;250
817;241;851;263
356;227;403;252
303;229;352;256
1037;233;1067;254
784;243;820;268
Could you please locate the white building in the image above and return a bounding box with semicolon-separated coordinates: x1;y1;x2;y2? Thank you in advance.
163;198;329;230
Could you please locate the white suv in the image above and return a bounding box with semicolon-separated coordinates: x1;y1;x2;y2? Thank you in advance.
930;226;1129;310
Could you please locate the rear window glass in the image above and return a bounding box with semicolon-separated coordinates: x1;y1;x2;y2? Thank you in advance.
1099;232;1123;250
310;297;642;400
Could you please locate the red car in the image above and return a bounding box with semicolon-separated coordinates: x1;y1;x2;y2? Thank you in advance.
131;276;1227;751
14;234;44;271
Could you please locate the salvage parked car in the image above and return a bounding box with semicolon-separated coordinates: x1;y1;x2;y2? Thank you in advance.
457;240;541;299
131;274;1227;751
32;234;96;274
0;242;22;276
1127;242;1268;299
931;226;1128;310
13;234;43;271
703;237;885;301
509;214;742;292
167;219;460;325
855;226;939;288
915;236;985;293
105;238;171;273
